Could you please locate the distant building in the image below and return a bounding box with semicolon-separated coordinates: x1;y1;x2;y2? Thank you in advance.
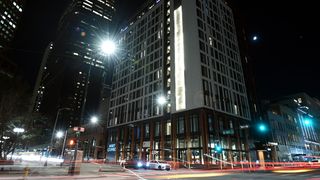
0;0;24;78
31;0;116;129
266;103;305;161
0;0;25;49
265;93;320;161
106;0;252;168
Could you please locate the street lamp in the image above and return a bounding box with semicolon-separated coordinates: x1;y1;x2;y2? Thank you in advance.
80;39;116;125
13;128;25;133
157;95;167;106
100;39;117;55
55;130;68;159
56;131;64;139
86;116;103;160
90;116;99;124
51;108;71;148
45;107;71;166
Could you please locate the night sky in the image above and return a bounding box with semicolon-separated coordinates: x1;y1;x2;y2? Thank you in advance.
10;0;320;100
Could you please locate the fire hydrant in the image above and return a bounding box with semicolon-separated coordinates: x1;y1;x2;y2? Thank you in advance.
23;166;30;177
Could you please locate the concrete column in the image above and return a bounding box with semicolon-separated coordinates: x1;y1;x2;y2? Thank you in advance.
149;122;154;160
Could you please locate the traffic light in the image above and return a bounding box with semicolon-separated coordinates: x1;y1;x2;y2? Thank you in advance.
214;145;222;154
303;116;313;126
257;123;267;133
69;139;76;146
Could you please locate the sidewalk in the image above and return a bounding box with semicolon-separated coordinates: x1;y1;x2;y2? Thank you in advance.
0;162;125;178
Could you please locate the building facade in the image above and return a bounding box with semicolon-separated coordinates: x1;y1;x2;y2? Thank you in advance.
31;0;116;130
0;0;25;49
106;0;251;168
266;103;305;161
266;93;320;161
0;0;24;77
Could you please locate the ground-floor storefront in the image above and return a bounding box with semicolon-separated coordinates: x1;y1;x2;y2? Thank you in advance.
106;108;251;169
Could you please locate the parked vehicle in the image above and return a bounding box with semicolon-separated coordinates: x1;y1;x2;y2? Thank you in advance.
121;159;145;169
145;160;171;170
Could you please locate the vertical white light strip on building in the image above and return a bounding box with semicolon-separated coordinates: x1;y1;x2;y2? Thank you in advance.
174;6;186;111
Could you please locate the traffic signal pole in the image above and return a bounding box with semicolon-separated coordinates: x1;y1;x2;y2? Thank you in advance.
69;132;79;175
68;127;84;175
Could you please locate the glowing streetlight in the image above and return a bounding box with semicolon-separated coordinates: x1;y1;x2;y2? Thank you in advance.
13;128;25;133
56;131;64;139
157;95;167;106
253;35;258;41
100;40;116;55
90;116;98;124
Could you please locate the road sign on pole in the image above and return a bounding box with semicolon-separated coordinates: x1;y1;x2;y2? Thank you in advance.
73;127;85;132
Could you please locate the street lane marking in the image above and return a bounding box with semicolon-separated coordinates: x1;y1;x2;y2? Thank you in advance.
125;168;147;180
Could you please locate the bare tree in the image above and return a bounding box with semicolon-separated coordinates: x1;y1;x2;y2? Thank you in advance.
0;76;50;160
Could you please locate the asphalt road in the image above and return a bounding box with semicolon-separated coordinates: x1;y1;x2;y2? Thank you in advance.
131;169;320;180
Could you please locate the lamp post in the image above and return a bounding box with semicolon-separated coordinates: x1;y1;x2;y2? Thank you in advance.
80;39;116;125
51;108;71;150
68;39;117;175
86;116;100;161
55;130;68;159
45;107;71;166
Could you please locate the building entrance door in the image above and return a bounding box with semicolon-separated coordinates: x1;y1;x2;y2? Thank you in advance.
177;149;187;167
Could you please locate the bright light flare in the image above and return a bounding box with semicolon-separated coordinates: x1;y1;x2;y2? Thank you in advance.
157;96;167;106
304;117;312;126
13;128;24;133
253;35;258;41
137;161;143;168
100;40;116;55
56;131;64;139
258;124;267;132
90;116;98;124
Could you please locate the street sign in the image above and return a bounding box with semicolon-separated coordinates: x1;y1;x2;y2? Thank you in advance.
240;125;249;129
222;129;234;135
73;127;85;132
268;142;278;146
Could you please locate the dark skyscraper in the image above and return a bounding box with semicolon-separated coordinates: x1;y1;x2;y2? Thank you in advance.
31;0;116;129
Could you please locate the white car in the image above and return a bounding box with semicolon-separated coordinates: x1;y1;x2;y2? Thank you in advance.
146;160;171;170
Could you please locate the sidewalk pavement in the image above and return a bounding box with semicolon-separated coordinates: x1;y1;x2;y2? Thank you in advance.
0;161;125;177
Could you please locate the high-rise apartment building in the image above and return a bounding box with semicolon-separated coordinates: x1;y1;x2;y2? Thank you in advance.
0;0;25;49
106;0;251;168
32;0;116;129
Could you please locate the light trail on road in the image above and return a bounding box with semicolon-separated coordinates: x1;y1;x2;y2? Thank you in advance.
272;169;315;174
152;172;230;179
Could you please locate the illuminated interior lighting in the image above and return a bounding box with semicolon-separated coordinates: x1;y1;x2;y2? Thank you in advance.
174;6;186;111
